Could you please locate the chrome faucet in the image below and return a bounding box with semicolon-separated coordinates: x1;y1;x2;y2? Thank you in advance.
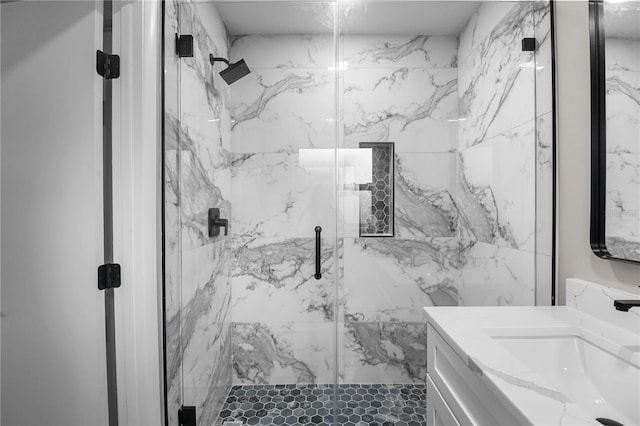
613;300;640;312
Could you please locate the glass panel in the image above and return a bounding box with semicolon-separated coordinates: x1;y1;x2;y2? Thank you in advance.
336;0;550;395
165;1;339;424
163;1;553;423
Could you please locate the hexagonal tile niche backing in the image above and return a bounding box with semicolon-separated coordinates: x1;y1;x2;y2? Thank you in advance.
359;143;394;237
216;384;426;426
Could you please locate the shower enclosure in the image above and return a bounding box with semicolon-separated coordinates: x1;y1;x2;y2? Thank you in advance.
163;0;554;424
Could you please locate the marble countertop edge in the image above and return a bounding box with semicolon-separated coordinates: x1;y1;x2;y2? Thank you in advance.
423;305;639;426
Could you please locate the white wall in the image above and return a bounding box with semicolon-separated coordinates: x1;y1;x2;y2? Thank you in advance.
554;0;640;303
1;2;163;424
1;2;108;424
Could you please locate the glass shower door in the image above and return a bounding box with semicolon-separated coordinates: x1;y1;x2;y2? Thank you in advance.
164;1;340;424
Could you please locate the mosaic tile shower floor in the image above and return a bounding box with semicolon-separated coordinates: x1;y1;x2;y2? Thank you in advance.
215;384;426;426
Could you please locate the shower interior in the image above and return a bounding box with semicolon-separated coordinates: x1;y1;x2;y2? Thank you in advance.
164;1;554;425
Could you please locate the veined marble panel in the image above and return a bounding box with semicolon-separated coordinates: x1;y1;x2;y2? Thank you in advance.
457;241;535;306
231;237;339;323
343;67;458;153
342;322;428;384
343;237;463;323
536;112;554;257
165;115;181;256
606;70;640;154
458;2;522;65
458;120;536;252
458;2;537;148
565;278;640;335
183;328;232;426
166;241;232;425
172;116;232;251
231;151;336;239
179;3;232;151
394;153;459;239
606;152;640;245
232;322;336;385
230;35;334;69
605;38;640;72
341;152;459;239
230;69;336;153
535;253;553;306
534;1;553;118
165;0;180;120
343;35;457;69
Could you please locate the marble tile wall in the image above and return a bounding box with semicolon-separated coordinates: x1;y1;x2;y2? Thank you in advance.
165;1;554;406
228;34;340;386
604;38;640;260
164;1;233;424
341;34;459;384
456;1;553;307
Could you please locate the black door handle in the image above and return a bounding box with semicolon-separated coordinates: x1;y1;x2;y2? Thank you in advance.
315;226;322;280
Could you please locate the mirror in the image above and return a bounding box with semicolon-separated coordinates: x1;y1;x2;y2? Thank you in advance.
590;0;640;263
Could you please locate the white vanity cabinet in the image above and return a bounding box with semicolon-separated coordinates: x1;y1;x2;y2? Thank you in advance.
425;324;526;426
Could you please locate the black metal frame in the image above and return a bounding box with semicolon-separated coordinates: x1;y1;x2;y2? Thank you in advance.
588;0;640;264
160;2;169;426
550;0;558;305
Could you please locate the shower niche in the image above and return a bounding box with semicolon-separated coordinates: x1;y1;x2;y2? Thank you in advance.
163;0;554;424
359;142;395;237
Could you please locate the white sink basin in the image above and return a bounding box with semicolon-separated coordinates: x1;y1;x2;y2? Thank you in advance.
486;327;640;426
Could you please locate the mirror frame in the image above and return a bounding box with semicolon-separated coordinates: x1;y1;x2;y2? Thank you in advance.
589;0;640;264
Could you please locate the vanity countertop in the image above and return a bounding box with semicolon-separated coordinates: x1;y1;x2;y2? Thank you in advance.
424;305;640;426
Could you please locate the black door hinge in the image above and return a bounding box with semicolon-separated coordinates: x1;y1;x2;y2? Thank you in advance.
178;406;196;426
176;34;194;57
96;50;120;79
521;38;537;52
98;263;121;290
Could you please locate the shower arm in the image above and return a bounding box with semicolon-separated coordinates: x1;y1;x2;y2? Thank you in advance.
209;54;230;66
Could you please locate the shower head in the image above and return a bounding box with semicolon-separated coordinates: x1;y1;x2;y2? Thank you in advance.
209;54;251;85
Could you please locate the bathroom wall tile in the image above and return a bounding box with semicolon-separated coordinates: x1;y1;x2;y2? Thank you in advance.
605;152;640;255
343;67;458;153
566;278;640;335
458;120;536;252
232;322;336;385
165;1;233;419
165;253;181;324
458;2;520;65
179;2;232;152
534;1;553;118
230;35;334;69
230;69;336;153
343;237;462;323
342;152;459;239
231;237;339;323
605;70;640;154
167;241;232;424
343;35;458;69
536;112;554;257
605;38;640;72
458;2;536;148
231;151;336;239
183;327;232;426
394;153;459;239
177;120;232;252
342;322;428;384
172;1;233;254
165;114;181;256
535;253;553;306
457;242;535;306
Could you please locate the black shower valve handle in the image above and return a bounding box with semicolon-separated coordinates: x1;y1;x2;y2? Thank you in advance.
208;208;228;237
